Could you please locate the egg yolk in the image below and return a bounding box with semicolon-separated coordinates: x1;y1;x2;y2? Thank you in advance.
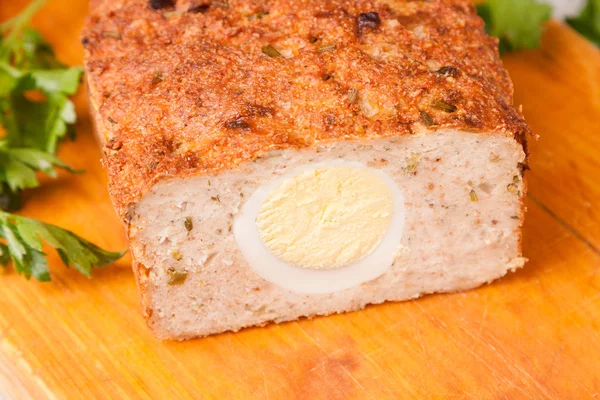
255;166;394;270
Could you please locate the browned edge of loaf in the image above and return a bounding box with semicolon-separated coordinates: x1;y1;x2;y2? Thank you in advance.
83;0;531;329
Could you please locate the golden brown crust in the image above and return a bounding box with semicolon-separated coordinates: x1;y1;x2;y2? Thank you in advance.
83;0;530;220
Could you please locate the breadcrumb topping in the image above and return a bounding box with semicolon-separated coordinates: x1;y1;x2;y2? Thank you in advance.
83;0;529;220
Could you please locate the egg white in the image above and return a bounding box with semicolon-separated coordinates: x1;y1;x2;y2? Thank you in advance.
233;160;406;294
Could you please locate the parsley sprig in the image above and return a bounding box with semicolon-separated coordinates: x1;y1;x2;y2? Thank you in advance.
0;0;83;210
477;0;600;54
477;0;552;54
0;211;124;282
567;0;600;47
0;0;124;281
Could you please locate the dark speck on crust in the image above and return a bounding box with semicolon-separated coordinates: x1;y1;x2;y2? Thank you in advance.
357;12;381;35
106;138;123;150
149;0;174;10
189;4;210;13
225;118;251;130
324;114;337;129
246;104;274;117
437;66;460;78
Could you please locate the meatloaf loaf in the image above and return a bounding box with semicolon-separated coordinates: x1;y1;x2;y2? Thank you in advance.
83;0;531;340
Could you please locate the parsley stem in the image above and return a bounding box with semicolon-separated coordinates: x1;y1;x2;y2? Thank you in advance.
0;0;46;33
0;0;47;60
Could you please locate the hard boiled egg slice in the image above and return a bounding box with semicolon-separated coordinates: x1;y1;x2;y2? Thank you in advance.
233;160;405;294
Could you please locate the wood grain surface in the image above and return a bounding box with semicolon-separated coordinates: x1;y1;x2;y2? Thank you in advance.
0;2;598;399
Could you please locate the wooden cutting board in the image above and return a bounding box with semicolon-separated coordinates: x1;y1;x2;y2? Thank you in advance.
0;2;598;399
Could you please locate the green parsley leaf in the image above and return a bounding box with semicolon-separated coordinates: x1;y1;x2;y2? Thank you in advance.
0;0;46;62
0;146;77;193
477;0;552;54
567;0;600;47
0;211;125;281
18;28;65;69
0;1;126;281
0;0;83;209
0;242;11;265
30;67;83;95
0;184;22;212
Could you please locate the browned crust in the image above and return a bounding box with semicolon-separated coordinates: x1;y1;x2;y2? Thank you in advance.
83;0;530;221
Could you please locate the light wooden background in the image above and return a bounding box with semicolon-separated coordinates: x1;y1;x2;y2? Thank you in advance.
0;1;598;399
